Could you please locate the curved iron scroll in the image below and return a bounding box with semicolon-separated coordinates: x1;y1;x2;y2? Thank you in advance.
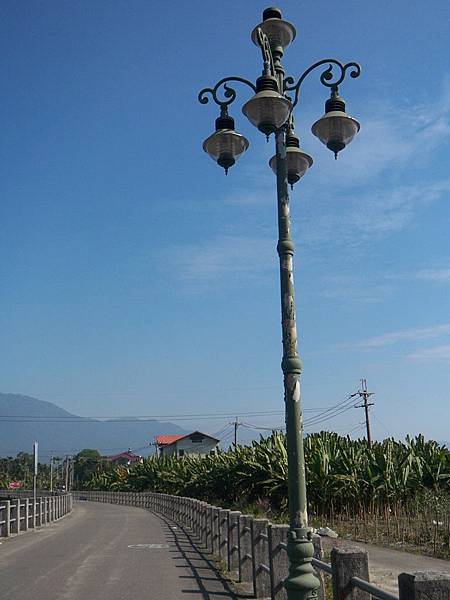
284;60;361;107
198;76;256;109
255;27;276;77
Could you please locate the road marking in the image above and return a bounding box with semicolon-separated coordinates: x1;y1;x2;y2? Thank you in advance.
127;543;169;549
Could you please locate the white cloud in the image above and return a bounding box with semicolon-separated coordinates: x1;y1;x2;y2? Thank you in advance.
172;234;277;290
299;179;450;248
351;323;450;349
407;344;450;361
415;269;450;283
319;82;450;186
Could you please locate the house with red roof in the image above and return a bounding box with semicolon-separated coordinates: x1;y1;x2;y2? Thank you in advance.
104;450;143;466
155;431;219;458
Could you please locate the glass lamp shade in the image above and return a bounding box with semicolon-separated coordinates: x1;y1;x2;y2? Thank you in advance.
202;129;249;174
311;111;360;158
242;91;291;136
269;148;313;187
251;8;296;51
251;18;296;51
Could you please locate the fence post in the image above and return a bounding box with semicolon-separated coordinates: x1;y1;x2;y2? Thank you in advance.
3;500;11;537
228;511;241;574
41;497;45;524
212;507;220;555
195;500;202;538
331;547;370;600
239;515;253;586
31;497;36;528
205;505;214;552
199;502;207;546
36;498;41;526
12;499;20;534
268;523;289;600
312;534;326;600
398;571;450;599
251;518;271;599
24;499;29;531
219;509;230;568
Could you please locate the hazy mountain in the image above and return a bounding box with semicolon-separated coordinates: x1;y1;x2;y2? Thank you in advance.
0;393;188;460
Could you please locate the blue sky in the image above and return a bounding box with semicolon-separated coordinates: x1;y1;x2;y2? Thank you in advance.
1;1;450;446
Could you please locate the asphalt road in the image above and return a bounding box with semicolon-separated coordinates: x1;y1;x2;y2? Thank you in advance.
0;501;236;600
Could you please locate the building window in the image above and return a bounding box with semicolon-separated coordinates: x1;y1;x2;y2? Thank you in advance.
178;449;185;457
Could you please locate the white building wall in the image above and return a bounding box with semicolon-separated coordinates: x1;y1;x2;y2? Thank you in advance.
175;436;218;457
160;434;218;457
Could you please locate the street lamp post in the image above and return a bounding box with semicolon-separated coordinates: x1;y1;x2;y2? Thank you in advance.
198;7;360;600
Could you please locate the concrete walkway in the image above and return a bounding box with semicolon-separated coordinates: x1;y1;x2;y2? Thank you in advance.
0;501;237;600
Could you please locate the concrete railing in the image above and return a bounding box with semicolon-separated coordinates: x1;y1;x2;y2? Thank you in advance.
73;491;450;600
0;493;73;538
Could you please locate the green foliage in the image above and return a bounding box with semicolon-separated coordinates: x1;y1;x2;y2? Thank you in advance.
0;452;52;489
74;449;111;487
85;431;450;518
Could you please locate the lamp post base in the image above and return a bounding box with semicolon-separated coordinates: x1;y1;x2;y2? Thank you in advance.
284;528;320;599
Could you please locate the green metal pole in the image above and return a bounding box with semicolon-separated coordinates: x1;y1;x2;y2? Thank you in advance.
274;126;319;599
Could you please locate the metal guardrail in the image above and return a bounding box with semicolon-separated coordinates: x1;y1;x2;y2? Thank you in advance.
312;557;332;575
312;557;399;600
352;576;399;600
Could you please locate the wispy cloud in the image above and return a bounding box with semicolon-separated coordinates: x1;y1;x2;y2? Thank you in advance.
299;179;450;248
407;344;450;361
351;323;450;349
317;274;396;304
316;82;450;186
415;269;450;283
172;234;277;290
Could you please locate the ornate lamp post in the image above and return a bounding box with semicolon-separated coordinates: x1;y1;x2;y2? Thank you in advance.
198;7;360;599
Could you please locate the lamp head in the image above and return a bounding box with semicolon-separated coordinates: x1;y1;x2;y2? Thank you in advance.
242;73;291;138
269;130;313;188
311;89;360;159
202;111;249;174
251;7;296;54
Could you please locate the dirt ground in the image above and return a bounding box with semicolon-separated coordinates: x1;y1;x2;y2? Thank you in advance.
321;537;450;595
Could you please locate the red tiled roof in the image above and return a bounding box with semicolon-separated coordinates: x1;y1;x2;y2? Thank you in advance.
105;451;141;462
155;434;185;447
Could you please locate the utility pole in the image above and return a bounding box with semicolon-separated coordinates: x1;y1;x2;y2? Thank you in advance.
232;417;241;449
150;441;159;458
69;458;74;491
50;453;54;492
354;378;374;447
33;442;38;514
64;455;70;491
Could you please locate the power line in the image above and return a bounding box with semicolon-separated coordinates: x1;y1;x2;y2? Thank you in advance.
0;409;287;423
0;404;359;423
241;422;285;432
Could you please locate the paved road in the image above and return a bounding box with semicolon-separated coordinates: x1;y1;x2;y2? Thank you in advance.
0;501;236;600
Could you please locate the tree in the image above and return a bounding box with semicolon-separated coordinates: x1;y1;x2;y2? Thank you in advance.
74;449;108;488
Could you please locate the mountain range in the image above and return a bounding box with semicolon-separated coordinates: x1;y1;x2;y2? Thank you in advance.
0;393;188;460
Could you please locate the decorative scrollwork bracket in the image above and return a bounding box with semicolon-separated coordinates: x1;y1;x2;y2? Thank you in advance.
284;59;361;107
198;77;257;111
